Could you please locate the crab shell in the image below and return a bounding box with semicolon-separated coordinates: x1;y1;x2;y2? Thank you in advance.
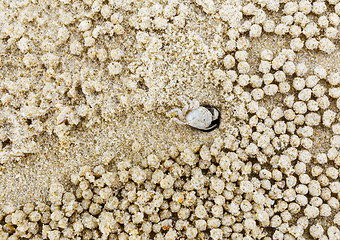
186;106;220;131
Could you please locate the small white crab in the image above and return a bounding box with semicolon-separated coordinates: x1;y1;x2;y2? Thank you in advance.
168;97;220;131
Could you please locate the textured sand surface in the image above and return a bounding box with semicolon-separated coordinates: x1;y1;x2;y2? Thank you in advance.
1;0;340;239
0;0;235;204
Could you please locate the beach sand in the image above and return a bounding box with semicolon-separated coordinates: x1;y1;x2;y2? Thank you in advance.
1;0;340;239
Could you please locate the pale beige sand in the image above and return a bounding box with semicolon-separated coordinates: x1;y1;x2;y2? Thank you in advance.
1;0;340;239
0;0;234;205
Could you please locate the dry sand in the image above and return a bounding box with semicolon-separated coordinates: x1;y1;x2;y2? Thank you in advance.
1;0;340;239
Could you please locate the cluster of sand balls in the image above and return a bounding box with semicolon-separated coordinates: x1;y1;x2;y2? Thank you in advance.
1;139;340;240
2;0;340;158
1;0;340;239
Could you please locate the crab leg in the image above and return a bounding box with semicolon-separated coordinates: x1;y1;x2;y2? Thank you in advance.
170;117;186;125
178;96;190;116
